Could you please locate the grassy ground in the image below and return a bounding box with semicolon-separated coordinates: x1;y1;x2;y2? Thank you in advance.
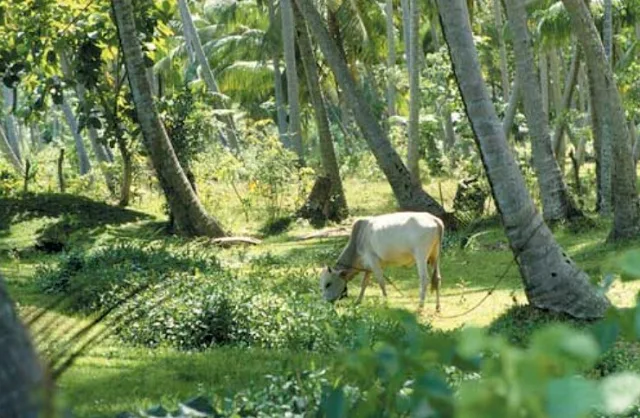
1;178;639;416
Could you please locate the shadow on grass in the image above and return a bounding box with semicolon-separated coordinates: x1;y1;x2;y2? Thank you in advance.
59;346;328;418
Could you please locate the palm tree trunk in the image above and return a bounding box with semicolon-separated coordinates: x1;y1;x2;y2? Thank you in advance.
177;0;240;153
113;0;226;237
549;47;564;168
539;49;549;119
2;87;22;162
281;0;305;164
295;0;451;224
407;0;421;185
604;0;613;64
552;40;581;164
437;0;608;318
0;276;45;417
60;99;92;176
400;0;411;60
385;0;396;118
294;5;348;221
267;0;289;143
505;0;580;222
502;73;522;140
562;0;639;240
493;0;509;101
0;125;23;173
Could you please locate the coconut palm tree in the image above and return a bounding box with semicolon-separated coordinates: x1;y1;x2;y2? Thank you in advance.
562;0;639;240
295;0;450;222
436;0;608;318
112;0;226;237
294;4;348;221
504;0;581;222
407;0;421;185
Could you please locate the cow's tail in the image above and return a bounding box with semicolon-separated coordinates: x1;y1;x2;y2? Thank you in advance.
430;220;444;293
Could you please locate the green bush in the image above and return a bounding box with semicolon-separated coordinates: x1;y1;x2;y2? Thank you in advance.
117;266;426;351
35;243;221;312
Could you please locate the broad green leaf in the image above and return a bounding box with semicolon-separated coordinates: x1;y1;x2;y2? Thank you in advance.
546;377;598;418
598;372;640;415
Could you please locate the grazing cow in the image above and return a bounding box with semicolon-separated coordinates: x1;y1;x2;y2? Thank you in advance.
320;212;444;311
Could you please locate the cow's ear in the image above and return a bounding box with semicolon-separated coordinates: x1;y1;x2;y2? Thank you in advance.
327;266;333;273
338;269;349;278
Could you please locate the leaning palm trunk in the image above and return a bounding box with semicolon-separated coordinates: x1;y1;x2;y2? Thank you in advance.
562;0;639;240
177;0;240;153
603;0;613;64
2;87;22;162
437;0;608;318
295;0;451;224
281;0;305;164
407;0;421;185
113;0;226;237
0;275;45;417
294;6;348;221
0;125;23;173
60;99;92;176
502;73;522;140
504;0;580;222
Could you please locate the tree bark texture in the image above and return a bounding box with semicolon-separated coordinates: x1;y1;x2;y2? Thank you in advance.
267;0;289;144
385;0;397;118
295;0;452;225
294;5;348;221
2;87;22;162
502;72;521;140
437;0;609;318
407;0;421;185
60;100;92;176
504;0;580;222
493;0;509;101
0;125;23;173
562;0;639;240
281;0;305;164
0;276;45;417
113;0;226;237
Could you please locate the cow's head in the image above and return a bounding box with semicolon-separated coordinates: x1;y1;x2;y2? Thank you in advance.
320;266;349;302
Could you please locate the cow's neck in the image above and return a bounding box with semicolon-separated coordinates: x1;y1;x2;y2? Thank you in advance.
335;238;362;277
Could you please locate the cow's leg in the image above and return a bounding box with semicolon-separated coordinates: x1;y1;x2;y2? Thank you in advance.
429;252;442;313
356;272;371;304
415;252;429;310
370;264;387;298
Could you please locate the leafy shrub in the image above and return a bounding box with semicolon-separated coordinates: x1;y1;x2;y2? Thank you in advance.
35;243;221;312
117;266;426;351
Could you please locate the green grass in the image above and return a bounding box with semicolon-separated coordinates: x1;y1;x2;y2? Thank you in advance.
2;179;640;416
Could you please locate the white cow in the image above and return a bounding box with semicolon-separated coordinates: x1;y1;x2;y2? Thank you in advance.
320;212;444;311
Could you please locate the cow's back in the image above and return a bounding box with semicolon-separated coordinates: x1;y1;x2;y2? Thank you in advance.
362;212;441;265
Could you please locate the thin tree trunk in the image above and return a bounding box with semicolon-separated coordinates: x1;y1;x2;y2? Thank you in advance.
629;118;639;171
407;0;421;185
113;0;226;237
385;0;397;118
505;0;580;222
549;48;563;167
281;0;305;164
60;100;92;176
442;106;456;152
552;41;581;164
437;0;608;318
400;0;411;61
0;125;23;173
295;0;451;224
58;148;65;193
539;49;549;119
603;0;613;65
502;73;522;140
2;87;22;162
295;6;348;221
177;0;240;153
493;0;509;101
562;0;639;239
267;0;289;144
